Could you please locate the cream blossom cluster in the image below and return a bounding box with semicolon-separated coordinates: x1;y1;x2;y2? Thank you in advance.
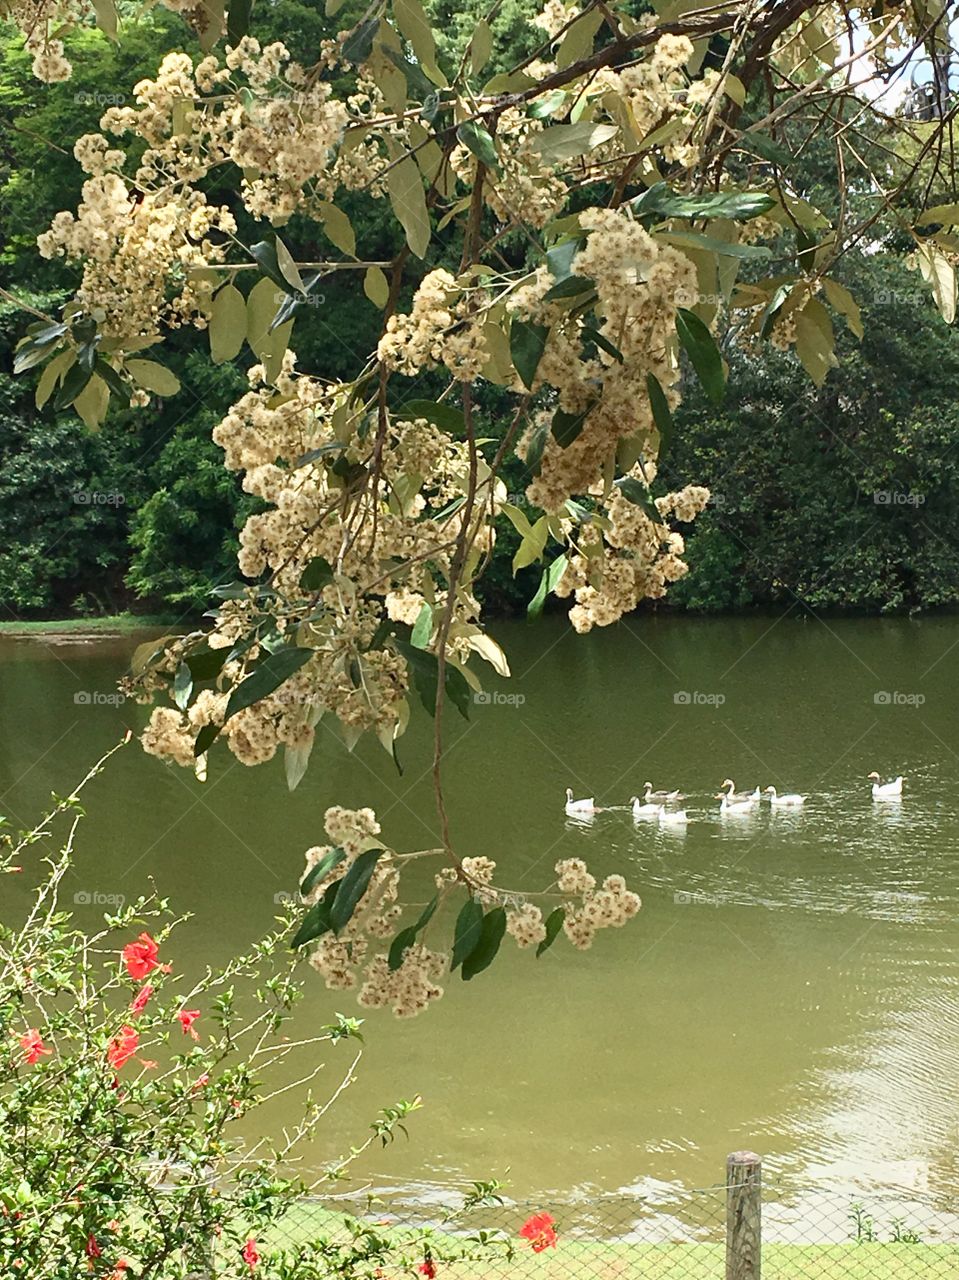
451;107;568;230
91;41;384;226
36;172;236;343
294;827;643;1014
559;867;642;950
551;482;710;633
378;269;490;382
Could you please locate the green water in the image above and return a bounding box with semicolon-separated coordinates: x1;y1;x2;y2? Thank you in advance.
2;615;959;1212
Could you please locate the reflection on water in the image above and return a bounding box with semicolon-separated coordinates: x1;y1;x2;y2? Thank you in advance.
2;614;959;1218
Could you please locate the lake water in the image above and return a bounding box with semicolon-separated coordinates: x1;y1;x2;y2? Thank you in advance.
2;614;959;1221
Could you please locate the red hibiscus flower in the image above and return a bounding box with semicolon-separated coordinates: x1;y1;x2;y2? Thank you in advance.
241;1238;260;1271
176;1009;201;1040
417;1259;436;1278
130;984;153;1016
18;1029;52;1066
85;1234;102;1259
122;933;161;980
106;1025;139;1071
519;1212;557;1253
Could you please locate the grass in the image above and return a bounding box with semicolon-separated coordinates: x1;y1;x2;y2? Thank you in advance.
266;1205;958;1279
0;614;179;635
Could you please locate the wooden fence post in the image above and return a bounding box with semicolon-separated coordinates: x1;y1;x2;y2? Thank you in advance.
726;1150;761;1280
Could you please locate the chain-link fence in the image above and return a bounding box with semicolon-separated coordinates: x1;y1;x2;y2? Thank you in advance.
266;1153;959;1278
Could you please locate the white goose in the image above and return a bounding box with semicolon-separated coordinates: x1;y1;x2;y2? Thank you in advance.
658;805;688;827
721;779;759;806
765;786;805;807
868;772;904;799
718;790;754;816
565;787;597;815
643;781;683;804
630;795;661;818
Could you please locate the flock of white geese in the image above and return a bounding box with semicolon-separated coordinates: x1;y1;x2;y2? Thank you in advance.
564;773;905;827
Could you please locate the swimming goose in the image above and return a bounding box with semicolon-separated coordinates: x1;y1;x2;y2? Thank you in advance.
718;790;754;815
643;781;683;804
868;772;903;799
565;788;597;814
658;806;688;826
630;795;661;818
765;786;805;807
720;779;759;805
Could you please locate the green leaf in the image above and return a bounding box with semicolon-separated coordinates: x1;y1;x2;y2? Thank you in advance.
510;319;549;390
364;266;390;308
342;16;378;63
615;476;661;522
632;183;775;221
536;907;565;956
513;514;548;573
210;284;247;364
582;326;623;363
545;238;581;283
315;200;356;256
528;89;566;119
53;359;93;411
194;722;220;757
395;399;465;431
291;880;340;949
676;308;724;404
646;373;673;448
274;235;305;293
387;893;438;970
394;639;471;719
393;0;446;85
414;894;439;931
224;646;314;723
300;847;346;897
450;898;484;970
528;554;568;619
531;122;617;165
759;282;794;340
227;0;253;45
388;926;418;971
387;153;430;259
552;403;592;448
456;120;499;170
300;556;334;593
94;358;126;400
462;906;507;980
173;663;193;711
250;240;295;294
524;419;549;475
469;19;493;75
185;647;229;682
411;602;433;649
126;359;181;397
331;848;383;933
542;274;595;302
